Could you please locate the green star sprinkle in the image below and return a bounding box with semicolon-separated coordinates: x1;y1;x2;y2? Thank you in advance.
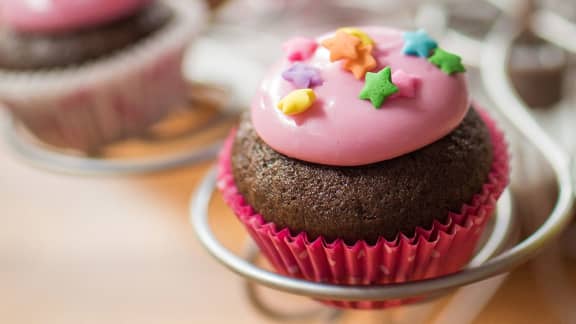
358;67;398;109
428;48;466;75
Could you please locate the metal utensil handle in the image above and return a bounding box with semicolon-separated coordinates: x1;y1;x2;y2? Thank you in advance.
479;16;574;258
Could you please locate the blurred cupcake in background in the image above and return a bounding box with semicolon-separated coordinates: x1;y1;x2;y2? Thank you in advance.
0;0;205;152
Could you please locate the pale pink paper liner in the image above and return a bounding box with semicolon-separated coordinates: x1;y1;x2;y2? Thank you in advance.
0;0;205;152
218;109;509;309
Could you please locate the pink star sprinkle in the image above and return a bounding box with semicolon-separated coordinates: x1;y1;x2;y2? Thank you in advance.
283;37;318;62
391;70;419;98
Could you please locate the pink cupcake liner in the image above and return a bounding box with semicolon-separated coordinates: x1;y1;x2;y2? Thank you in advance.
218;109;509;309
0;0;205;152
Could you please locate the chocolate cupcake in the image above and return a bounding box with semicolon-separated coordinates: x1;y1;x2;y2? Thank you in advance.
218;27;509;309
232;107;493;244
0;0;205;151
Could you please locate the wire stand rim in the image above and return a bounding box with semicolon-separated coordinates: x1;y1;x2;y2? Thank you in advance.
3;116;225;176
190;166;524;302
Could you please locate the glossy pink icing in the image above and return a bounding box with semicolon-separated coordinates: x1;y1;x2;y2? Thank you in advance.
0;0;150;33
251;27;470;166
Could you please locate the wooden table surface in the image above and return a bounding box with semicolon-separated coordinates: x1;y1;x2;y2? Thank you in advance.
1;120;575;324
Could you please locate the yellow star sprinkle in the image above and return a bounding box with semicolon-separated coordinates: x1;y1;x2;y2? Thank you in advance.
338;27;374;46
277;89;316;115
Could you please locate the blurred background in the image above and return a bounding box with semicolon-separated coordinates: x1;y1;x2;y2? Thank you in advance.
1;0;576;323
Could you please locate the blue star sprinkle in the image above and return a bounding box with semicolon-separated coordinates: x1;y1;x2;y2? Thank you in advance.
402;29;438;58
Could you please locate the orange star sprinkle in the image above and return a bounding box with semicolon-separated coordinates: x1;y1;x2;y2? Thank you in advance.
342;44;377;79
321;30;361;62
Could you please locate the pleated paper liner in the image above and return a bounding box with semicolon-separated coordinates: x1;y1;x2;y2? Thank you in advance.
0;0;205;152
218;108;509;309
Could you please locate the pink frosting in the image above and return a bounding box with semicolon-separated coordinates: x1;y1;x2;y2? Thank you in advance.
0;0;151;33
251;27;470;166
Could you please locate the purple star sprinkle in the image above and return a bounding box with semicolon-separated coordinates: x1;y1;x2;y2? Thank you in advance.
282;63;323;89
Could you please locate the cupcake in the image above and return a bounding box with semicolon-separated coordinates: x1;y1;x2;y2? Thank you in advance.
218;27;509;309
0;0;204;152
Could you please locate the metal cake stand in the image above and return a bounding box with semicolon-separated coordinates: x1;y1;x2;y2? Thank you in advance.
189;3;576;323
2;83;237;176
192;167;515;322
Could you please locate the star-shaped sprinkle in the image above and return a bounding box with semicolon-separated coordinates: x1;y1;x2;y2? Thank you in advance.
283;37;318;62
282;63;323;88
277;89;316;115
403;29;438;58
342;44;377;79
321;30;361;62
338;27;374;46
359;67;399;108
391;70;419;98
428;48;466;75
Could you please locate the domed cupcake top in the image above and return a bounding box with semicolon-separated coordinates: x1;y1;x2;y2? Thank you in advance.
251;27;470;166
0;0;151;33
